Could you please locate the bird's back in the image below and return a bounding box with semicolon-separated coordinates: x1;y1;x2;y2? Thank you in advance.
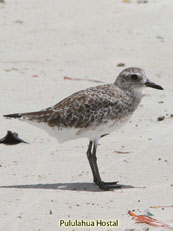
4;83;140;142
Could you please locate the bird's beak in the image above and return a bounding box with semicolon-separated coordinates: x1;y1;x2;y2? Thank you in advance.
145;79;164;90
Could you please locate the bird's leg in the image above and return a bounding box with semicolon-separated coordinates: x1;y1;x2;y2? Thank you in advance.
91;141;121;190
91;141;102;184
86;141;98;183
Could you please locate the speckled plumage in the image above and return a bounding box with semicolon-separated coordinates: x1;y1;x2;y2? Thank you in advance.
22;84;137;127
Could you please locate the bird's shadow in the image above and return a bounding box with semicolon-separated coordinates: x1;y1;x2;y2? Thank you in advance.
0;182;139;192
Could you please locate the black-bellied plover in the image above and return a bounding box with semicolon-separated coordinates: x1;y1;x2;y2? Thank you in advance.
4;67;163;190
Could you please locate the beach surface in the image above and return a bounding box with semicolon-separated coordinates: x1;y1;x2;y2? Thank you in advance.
0;0;173;230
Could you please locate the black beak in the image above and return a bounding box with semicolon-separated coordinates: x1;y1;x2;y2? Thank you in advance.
145;79;164;90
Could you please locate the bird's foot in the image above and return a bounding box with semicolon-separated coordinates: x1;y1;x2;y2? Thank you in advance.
95;181;121;191
101;181;119;185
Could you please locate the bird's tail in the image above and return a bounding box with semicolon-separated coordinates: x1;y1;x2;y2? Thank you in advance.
3;113;22;119
4;110;53;123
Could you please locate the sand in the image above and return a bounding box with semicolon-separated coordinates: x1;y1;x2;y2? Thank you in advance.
0;0;173;230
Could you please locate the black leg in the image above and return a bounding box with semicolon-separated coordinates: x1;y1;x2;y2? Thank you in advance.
92;141;102;184
91;141;102;184
86;141;98;183
86;140;121;191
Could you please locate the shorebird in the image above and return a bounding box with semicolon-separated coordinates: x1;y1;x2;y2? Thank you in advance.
4;67;163;190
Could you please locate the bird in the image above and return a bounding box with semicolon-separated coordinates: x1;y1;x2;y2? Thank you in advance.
4;67;163;190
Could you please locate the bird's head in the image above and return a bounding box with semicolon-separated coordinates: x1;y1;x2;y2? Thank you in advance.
115;67;164;92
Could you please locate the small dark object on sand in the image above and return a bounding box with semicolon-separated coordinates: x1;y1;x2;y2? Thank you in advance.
0;131;28;145
117;63;125;67
157;116;165;121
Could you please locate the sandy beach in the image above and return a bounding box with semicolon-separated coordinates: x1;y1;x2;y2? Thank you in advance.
0;0;173;230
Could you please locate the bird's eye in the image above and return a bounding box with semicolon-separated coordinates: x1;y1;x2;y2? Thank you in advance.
130;74;138;80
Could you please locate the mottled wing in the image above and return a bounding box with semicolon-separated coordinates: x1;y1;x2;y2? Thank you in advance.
4;84;133;129
47;84;131;128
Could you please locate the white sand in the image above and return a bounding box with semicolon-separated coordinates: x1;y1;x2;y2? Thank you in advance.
0;0;173;230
